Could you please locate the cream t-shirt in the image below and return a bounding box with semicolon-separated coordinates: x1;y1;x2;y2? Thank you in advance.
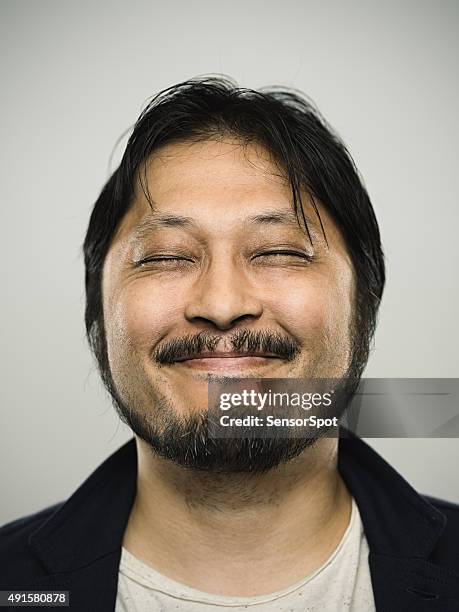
116;497;376;611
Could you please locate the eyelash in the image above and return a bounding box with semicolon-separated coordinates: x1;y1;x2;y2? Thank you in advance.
254;251;315;263
136;256;193;268
136;251;314;267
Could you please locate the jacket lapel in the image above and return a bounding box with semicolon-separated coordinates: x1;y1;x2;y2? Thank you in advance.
28;440;137;611
369;555;459;611
338;432;459;610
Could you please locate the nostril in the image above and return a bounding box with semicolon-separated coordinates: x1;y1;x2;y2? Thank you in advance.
405;586;440;600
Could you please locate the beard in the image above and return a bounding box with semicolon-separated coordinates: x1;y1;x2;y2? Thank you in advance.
113;390;323;473
95;325;365;474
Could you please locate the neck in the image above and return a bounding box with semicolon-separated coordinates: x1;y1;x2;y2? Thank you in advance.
122;436;352;597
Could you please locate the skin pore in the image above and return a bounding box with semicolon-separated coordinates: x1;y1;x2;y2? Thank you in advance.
102;138;355;597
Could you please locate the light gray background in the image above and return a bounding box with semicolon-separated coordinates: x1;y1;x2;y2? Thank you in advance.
1;0;458;524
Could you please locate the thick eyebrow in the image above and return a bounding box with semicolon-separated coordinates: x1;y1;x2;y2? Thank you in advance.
248;209;315;229
131;207;317;242
129;213;195;244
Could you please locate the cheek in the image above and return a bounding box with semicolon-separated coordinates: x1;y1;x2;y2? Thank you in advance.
105;280;184;357
264;271;353;344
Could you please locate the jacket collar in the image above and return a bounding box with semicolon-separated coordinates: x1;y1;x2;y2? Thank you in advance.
29;438;137;574
29;430;446;573
337;431;446;559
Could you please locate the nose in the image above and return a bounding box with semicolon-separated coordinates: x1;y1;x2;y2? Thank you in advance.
184;256;263;331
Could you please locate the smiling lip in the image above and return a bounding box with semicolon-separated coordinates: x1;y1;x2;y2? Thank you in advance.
174;352;279;371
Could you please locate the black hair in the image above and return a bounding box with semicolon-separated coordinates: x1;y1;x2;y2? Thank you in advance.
83;75;385;388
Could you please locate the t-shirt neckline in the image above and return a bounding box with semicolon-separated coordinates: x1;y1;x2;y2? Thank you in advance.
119;497;359;607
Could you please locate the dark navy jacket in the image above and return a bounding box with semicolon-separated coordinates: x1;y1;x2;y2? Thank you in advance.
1;433;459;611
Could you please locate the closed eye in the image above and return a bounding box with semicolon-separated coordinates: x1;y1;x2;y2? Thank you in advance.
253;251;314;262
136;256;194;267
135;251;315;268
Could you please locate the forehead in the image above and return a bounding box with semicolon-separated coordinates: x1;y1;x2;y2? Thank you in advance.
112;138;335;246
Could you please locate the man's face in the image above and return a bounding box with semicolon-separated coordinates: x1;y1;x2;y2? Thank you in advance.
101;138;356;470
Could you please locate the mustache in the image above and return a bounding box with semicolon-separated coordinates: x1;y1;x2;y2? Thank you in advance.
153;329;301;364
